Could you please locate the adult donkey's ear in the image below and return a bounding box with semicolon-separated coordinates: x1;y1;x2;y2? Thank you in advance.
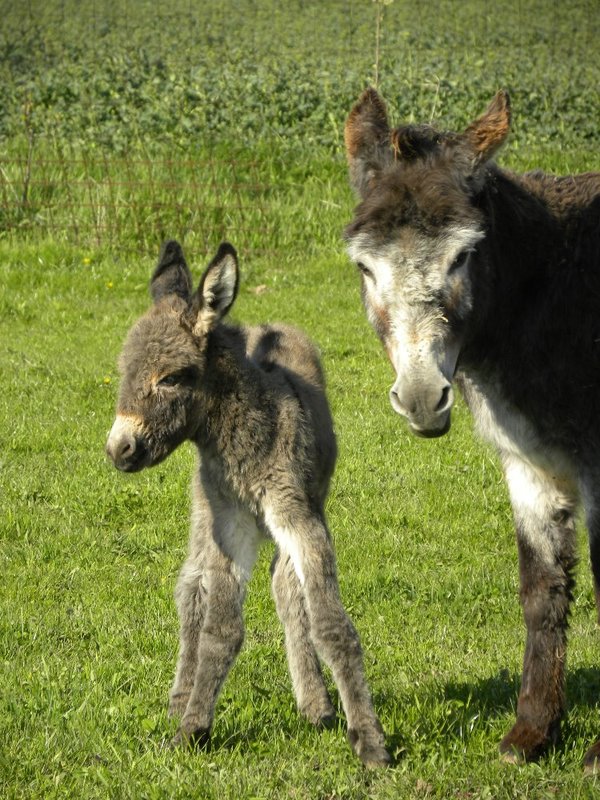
344;87;392;197
150;240;193;304
462;90;511;168
193;242;239;336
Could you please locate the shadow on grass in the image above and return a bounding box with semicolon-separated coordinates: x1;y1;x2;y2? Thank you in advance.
444;669;519;716
444;667;600;717
371;667;600;763
158;669;600;763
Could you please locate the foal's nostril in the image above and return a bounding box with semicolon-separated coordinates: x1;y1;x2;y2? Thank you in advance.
106;433;140;468
119;438;134;458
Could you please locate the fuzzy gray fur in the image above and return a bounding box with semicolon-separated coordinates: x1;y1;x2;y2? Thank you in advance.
106;240;390;767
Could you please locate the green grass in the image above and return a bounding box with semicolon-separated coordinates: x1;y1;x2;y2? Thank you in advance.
2;1;600;798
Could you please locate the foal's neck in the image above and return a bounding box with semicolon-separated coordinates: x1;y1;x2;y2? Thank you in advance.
195;324;276;450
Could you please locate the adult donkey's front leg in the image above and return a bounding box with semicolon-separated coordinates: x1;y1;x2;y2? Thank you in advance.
266;505;391;768
500;455;577;762
582;492;600;772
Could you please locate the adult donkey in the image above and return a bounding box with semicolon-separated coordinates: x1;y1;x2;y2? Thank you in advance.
106;240;390;767
343;87;600;769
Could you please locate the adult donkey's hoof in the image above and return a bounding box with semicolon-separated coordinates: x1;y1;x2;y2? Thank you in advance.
499;717;557;764
348;726;392;768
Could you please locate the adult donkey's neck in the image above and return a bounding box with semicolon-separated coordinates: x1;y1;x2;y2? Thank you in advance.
464;167;562;354
482;166;560;278
459;166;600;448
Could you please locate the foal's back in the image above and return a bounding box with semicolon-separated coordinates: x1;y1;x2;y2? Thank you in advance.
247;322;337;501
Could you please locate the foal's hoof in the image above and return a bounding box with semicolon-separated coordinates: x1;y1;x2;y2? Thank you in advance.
167;692;190;719
300;698;336;730
583;741;600;774
314;711;337;731
348;727;392;769
172;725;211;751
499;718;556;764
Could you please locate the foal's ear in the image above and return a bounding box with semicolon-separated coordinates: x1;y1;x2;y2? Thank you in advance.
193;242;239;335
150;240;193;304
345;87;392;197
463;90;511;166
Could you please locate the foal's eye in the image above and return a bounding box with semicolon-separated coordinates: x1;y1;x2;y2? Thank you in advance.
448;250;470;275
158;367;197;388
357;262;374;280
159;374;179;387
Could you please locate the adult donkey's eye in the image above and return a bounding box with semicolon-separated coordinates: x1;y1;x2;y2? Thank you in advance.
448;250;470;275
159;374;179;387
357;262;374;280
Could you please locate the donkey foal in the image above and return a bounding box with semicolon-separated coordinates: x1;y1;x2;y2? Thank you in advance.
106;241;390;767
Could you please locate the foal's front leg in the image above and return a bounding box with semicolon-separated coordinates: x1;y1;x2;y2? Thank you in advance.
168;557;207;718
499;456;577;762
172;501;260;748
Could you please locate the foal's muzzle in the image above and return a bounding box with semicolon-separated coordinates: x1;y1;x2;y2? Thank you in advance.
106;416;149;472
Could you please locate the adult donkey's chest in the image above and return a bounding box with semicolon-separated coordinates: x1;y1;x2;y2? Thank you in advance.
457;371;577;481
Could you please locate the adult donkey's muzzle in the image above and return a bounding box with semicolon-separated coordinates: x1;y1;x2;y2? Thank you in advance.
387;329;459;438
389;376;454;438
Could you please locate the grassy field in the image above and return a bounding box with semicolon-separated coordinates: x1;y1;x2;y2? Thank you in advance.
2;1;600;798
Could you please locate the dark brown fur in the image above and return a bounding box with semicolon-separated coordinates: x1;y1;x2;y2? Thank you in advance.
344;87;600;770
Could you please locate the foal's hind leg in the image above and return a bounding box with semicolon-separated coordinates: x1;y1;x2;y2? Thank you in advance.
499;456;577;763
266;505;390;768
271;549;335;727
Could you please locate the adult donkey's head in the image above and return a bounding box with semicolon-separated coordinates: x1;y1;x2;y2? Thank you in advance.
106;240;238;471
344;88;510;436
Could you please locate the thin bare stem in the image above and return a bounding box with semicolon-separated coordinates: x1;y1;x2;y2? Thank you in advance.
374;2;382;89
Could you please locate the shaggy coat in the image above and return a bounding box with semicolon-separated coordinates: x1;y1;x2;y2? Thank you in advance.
106;241;390;767
344;87;600;770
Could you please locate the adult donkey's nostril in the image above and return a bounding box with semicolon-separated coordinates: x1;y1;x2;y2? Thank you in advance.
389;386;407;416
435;384;452;414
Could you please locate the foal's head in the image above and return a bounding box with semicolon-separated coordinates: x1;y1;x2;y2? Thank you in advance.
344;88;511;437
106;241;238;471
